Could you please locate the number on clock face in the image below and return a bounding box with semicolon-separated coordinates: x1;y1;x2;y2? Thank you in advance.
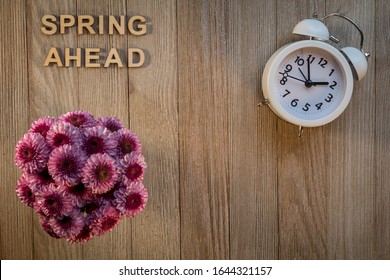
276;47;345;121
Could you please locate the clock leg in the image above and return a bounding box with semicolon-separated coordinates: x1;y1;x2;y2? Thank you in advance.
298;126;304;137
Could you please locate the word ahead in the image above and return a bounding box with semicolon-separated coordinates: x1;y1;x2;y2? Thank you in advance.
44;47;145;68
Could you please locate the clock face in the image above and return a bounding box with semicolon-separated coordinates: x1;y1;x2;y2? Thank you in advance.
275;46;347;122
262;40;354;127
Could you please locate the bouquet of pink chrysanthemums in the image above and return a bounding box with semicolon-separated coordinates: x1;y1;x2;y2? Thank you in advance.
14;111;148;243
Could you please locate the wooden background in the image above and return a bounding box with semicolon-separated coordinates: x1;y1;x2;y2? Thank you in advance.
1;0;389;260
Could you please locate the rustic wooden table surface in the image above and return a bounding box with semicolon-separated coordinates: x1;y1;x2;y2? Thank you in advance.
1;0;389;259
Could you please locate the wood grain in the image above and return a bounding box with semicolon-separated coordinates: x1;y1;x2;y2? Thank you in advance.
0;0;32;260
1;0;390;260
178;0;230;259
126;0;180;260
326;0;376;259
374;0;390;259
228;0;278;259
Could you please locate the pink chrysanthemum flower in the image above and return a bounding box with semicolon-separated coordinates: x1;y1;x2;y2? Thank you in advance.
50;209;84;239
46;122;82;149
59;110;97;128
16;174;35;208
81;199;102;216
82;153;118;194
118;152;147;185
27;167;55;192
97;117;124;132
113;128;142;159
34;184;73;217
39;215;60;239
15;133;51;173
101;182;125;203
89;205;120;236
113;182;148;217
47;144;87;187
29;116;56;138
65;183;93;207
68;224;93;243
83;126;116;157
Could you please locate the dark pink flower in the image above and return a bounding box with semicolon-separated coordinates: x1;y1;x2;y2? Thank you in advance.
82;153;118;194
46;122;82;149
68;224;93;243
50;209;84;238
59;110;97;128
89;205;120;236
65;183;93;207
113;182;148;217
15;133;51;173
47;144;87;187
118;152;146;185
39;215;60;239
29;117;56;138
34;183;73;217
26;167;55;192
15;174;35;208
113;128;142;158
97;117;124;132
81;200;102;216
83;126;116;157
101;182;125;203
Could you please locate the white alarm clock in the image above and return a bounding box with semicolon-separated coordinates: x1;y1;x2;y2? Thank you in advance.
260;13;369;133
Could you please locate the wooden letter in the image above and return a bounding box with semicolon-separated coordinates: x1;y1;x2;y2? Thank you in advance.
85;48;101;68
104;48;124;67
128;48;145;68
60;15;75;34
44;48;63;67
64;48;81;67
41;15;57;35
128;15;147;36
78;15;96;35
98;15;104;34
108;15;125;35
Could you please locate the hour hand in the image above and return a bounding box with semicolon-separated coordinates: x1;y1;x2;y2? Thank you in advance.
311;81;329;86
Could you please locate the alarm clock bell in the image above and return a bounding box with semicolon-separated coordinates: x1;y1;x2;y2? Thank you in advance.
292;18;329;41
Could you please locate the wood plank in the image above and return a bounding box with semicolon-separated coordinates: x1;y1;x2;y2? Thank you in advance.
178;0;230;259
26;0;83;259
325;0;376;259
374;0;390;259
276;0;328;259
76;0;130;260
126;0;180;260
0;0;32;259
228;0;278;259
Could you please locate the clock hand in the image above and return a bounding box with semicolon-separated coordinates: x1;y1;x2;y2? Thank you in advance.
298;67;308;81
311;81;329;86
307;59;311;81
278;72;306;83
